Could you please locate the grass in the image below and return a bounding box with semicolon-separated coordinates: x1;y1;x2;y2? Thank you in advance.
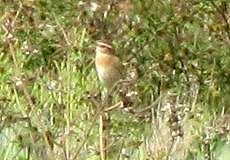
0;0;230;160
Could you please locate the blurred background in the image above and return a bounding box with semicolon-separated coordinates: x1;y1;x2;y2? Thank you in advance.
0;0;230;159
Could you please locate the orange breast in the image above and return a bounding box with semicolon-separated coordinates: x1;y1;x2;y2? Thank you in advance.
95;53;122;89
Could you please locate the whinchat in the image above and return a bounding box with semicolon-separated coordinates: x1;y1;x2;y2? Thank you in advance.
95;40;122;92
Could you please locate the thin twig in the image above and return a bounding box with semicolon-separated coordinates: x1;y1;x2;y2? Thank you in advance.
135;91;168;115
99;114;108;160
104;101;123;112
72;78;126;159
99;79;126;160
71;106;104;160
8;3;55;158
210;1;230;41
52;12;71;46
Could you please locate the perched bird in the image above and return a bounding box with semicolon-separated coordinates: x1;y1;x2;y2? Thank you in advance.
95;40;122;92
95;40;123;160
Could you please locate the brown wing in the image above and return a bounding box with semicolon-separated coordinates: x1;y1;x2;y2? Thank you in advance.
111;55;123;77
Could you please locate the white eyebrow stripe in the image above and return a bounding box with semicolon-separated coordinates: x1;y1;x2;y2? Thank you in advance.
97;42;112;49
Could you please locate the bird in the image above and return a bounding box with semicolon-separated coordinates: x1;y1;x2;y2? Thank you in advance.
95;40;122;93
95;40;123;160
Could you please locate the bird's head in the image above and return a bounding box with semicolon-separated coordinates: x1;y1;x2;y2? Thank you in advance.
96;40;113;55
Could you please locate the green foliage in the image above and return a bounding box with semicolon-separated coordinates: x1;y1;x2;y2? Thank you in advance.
0;0;229;159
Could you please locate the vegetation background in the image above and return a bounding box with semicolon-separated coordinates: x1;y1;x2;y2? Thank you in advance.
0;0;230;159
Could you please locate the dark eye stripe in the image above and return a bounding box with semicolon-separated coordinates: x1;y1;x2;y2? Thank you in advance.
100;45;108;48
